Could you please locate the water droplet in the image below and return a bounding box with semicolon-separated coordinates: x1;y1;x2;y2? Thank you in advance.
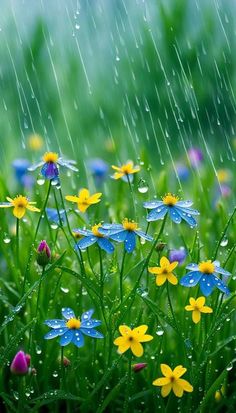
226;363;233;371
75;24;80;30
50;223;58;230
220;238;228;247
3;234;11;244
37;178;45;186
52;371;59;377
156;327;164;336
138;179;149;194
35;345;42;355
60;287;69;294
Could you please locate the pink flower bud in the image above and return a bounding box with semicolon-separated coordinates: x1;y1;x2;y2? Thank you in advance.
10;351;30;375
37;240;51;267
132;363;147;373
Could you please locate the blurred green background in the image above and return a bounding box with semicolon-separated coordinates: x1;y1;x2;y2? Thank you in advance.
0;0;235;176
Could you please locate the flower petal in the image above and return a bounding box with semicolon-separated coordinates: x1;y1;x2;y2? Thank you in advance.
156;275;167;286
124;231;136;253
81;309;94;321
153;377;170;386
71;330;85;347
177;378;193;393
212;275;230;295
96;237;114;254
173;365;187;378
65;195;80;203
119;325;131;336
135;230;153;242
80;328;103;339
200;306;213;314
172;382;184;397
44;319;66;328
143;200;163;209
130;341;143;357
13;207;26;219
147;206;168;222
161;364;173;377
0;203;12;208
139;334;153;343
192;310;201;324
167;273;178;285
195;297;205;307
77;236;97;250
59;330;74;346
109;230;127;242
199;275;215;296
180;271;202;287
161;383;172;397
61;307;75;320
44;328;67;339
26;205;40;213
169;207;182;224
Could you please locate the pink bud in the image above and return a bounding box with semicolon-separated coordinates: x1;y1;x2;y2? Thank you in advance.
10;351;30;375
132;363;147;373
37;240;51;267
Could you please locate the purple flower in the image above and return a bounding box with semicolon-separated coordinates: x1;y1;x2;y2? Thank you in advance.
87;158;108;186
12;159;35;188
37;240;51;267
169;248;187;265
187;148;203;168
10;351;30;375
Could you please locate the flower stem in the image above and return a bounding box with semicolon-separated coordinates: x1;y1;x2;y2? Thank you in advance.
22;180;51;295
98;248;108;329
127;175;137;219
60;346;65;390
124;353;132;413
16;218;20;268
120;249;127;302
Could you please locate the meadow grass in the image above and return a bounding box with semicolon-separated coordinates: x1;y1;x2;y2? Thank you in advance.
0;148;235;413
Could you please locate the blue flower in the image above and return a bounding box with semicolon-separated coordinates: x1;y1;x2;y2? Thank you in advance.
144;193;199;227
28;152;78;182
87;158;108;186
73;223;114;254
12;159;35;188
99;219;153;253
46;208;66;226
180;260;231;296
44;308;103;348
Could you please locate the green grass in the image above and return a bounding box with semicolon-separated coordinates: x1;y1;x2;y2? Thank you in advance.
0;152;235;412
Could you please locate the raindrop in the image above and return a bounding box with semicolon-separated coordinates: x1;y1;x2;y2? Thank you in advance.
60;287;69;294
37;178;45;186
226;363;233;371
50;223;58;230
35;345;42;355
3;234;11;244
52;371;59;377
220;238;228;247
75;24;80;30
156;327;164;336
138;179;149;194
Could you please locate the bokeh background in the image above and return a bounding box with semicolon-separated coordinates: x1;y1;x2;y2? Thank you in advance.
0;0;235;183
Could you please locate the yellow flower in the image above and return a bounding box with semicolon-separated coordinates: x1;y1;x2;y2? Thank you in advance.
111;161;140;180
217;169;231;183
162;193;179;206
153;364;193;397
0;195;40;219
28;134;44;151
149;256;178;286
65;188;102;213
185;297;213;324
114;325;153;357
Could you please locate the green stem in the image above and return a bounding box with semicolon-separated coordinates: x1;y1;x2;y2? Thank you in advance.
16;218;20;268
124;353;132;413
29;267;45;354
22;180;51;295
60;346;65;390
127;174;137;219
212;206;236;260
98;248;108;329
120;249;127;302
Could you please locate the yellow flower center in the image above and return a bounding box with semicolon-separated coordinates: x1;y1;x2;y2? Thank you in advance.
66;318;81;329
121;163;132;174
122;218;138;231
92;223;103;237
12;195;28;208
162;193;179;206
198;260;215;274
43;152;59;163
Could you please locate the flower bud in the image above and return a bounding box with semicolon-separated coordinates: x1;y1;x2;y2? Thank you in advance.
10;351;30;375
132;363;147;373
37;240;51;267
169;247;187;265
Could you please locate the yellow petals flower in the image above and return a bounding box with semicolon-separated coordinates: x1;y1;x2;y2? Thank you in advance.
111;161;140;180
0;195;40;219
28;133;44;150
162;193;179;206
217;169;231;183
149;256;178;286
65;188;102;213
114;325;153;357
185;297;213;324
153;364;193;397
